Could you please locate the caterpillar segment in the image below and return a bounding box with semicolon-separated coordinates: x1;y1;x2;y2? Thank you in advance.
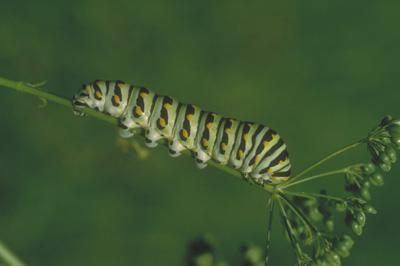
194;112;223;168
72;80;292;185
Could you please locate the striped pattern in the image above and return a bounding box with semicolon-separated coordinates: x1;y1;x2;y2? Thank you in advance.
72;80;291;184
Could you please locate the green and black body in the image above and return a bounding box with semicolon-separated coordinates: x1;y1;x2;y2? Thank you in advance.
72;80;291;185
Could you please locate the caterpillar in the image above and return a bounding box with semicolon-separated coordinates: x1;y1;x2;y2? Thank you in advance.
72;80;291;185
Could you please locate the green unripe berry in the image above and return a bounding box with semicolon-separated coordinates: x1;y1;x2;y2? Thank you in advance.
356;211;366;227
391;137;400;149
360;187;371;201
341;235;354;249
363;163;376;175
364;204;377;214
309;207;323;222
325;220;334;232
325;251;341;265
379;153;391;164
363;180;371;188
379;161;391;172
336;202;347;212
334;243;350;258
386;145;397;163
351;222;363;236
370;172;384;186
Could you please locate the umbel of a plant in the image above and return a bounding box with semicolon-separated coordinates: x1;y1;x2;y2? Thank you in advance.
0;77;398;266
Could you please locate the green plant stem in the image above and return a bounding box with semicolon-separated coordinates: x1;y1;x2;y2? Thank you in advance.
0;241;25;266
0;76;277;191
281;168;348;189
279;193;318;234
265;198;275;265
282;190;345;203
277;198;304;264
285;141;364;186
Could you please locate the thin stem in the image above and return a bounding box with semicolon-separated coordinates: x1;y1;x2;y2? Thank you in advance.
0;241;25;266
281;168;348;189
287;141;364;185
265;197;275;265
277;198;303;265
282;190;345;203
279;193;318;234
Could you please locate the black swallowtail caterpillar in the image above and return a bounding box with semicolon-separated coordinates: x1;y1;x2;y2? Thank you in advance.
72;80;291;184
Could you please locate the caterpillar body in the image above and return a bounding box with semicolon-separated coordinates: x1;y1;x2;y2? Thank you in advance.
72;80;291;185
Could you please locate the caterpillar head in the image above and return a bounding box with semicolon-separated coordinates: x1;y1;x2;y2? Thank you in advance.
72;82;105;116
72;84;92;116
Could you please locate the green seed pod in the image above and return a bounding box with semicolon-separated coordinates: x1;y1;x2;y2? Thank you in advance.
379;161;391;172
362;163;376;175
325;220;335;232
363;180;371;188
386;145;397;163
360;187;371;201
325;251;341;265
341;235;354;249
363;204;377;214
336;202;347;212
370;172;384;186
309;207;323;222
334;243;350;258
356;211;366;227
391;137;400;150
379;153;391;164
351;222;363;236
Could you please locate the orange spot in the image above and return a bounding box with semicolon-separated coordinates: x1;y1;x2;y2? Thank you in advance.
186;114;193;121
202;138;209;147
95;91;102;99
113;95;121;104
159;118;166;128
221;142;227;151
181;129;189;139
135;106;143;116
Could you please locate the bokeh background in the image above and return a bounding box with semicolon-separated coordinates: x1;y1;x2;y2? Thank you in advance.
0;0;399;265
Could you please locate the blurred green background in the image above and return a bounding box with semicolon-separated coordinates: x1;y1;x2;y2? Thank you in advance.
0;0;399;265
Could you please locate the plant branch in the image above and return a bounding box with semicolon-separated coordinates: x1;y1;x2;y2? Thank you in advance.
281;168;348;189
285;141;364;186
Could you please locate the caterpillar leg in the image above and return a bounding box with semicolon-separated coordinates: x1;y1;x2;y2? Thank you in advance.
168;140;185;157
193;150;210;169
118;128;135;139
144;129;162;148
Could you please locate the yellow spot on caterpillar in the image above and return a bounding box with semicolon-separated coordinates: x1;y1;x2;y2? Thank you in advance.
159;118;166;128
113;95;121;104
186;114;193;121
206;122;213;129
163;103;172;109
221;142;227;151
181;129;189;139
202;138;209;147
243;133;250;141
255;155;261;164
135;106;143;116
95;91;102;99
140;92;148;97
263;141;270;148
225;128;231;134
268;168;273;174
239;150;244;159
